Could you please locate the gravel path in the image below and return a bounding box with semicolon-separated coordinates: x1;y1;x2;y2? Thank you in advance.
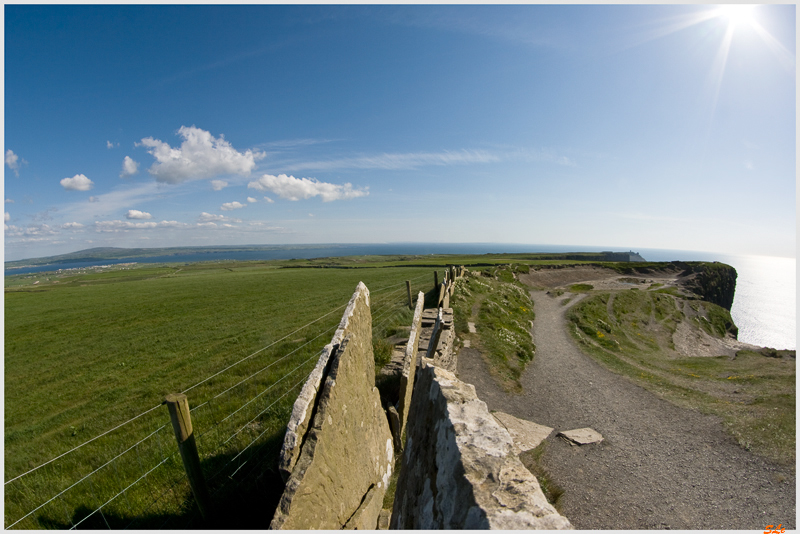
456;290;795;530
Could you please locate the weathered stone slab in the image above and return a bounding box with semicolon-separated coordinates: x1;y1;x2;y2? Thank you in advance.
343;483;384;530
463;339;471;348
276;282;373;482
398;292;424;440
391;365;572;530
492;412;553;455
468;321;476;333
558;427;604;445
378;347;405;379
377;509;391;530
271;333;394;529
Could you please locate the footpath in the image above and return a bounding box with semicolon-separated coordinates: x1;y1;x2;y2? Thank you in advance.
456;289;796;529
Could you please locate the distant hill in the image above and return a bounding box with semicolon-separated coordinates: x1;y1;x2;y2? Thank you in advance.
3;244;341;269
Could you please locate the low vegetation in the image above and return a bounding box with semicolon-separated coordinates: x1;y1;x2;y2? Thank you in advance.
565;288;795;464
4;261;433;528
451;265;535;392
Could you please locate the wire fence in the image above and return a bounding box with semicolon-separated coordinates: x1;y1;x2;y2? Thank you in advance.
4;272;436;530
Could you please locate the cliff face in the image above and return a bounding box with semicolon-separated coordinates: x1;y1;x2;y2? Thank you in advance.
675;262;737;311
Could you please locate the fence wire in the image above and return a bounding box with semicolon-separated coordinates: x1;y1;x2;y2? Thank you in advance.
5;274;434;529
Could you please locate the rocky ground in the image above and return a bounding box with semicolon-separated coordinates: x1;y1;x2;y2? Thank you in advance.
455;280;796;529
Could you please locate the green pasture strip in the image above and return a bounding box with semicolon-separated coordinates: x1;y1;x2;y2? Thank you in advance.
451;265;535;392
566;290;795;465
5;263;432;528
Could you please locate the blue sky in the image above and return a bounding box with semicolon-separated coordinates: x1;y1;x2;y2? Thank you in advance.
4;4;796;261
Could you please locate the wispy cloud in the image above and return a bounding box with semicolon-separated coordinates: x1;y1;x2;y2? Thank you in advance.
281;149;500;172
248;174;368;202
57;182;165;221
5;150;25;176
198;212;241;223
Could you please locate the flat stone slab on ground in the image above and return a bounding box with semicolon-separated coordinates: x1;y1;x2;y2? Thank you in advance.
467;322;476;333
558;427;604;445
462;340;471;348
492;411;553;455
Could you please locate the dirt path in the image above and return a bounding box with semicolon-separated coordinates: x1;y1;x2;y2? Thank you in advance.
456;290;795;530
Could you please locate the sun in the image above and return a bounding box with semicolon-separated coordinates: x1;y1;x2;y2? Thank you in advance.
715;4;757;28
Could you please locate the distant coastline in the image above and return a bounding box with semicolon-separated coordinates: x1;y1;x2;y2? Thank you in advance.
5;243;653;273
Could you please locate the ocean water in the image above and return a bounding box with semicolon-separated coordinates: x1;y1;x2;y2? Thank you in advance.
6;243;795;350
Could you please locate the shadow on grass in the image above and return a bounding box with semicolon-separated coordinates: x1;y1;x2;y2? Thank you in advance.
38;433;287;530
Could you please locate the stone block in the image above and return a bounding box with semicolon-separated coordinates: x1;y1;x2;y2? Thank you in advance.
558;428;604;445
271;333;394;529
492;412;553;455
398;292;424;440
391;366;572;530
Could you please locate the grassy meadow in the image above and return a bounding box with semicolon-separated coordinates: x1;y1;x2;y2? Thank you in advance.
5;260;437;528
450;264;536;392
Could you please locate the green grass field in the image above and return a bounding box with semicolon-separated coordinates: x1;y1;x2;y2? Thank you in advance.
4;260;436;528
450;265;536;391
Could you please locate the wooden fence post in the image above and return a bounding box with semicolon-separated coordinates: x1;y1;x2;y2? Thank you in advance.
406;280;412;309
165;393;213;522
434;270;438;291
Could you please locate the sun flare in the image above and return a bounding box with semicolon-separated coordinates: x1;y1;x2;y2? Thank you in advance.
716;4;757;27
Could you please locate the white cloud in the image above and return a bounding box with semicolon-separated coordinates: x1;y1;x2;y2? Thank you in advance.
247;174;368;202
198;212;241;223
5;198;14;204
138;126;265;184
5;150;23;176
263;196;275;203
120;156;140;178
61;222;85;229
5;223;58;237
211;180;228;191
126;209;152;220
89;196;100;203
221;201;246;211
4;212;9;221
247;197;257;203
107;141;117;149
744;159;754;171
197;222;217;228
60;174;94;191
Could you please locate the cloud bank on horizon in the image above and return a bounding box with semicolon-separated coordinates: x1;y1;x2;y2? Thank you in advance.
4;4;795;261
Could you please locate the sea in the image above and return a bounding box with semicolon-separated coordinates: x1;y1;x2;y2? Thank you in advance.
5;243;796;350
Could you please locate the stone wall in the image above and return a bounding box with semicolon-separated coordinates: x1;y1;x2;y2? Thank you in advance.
278;282;371;480
272;282;393;530
397;291;424;440
390;365;572;530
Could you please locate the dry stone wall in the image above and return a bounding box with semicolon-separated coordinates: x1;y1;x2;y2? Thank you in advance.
271;283;393;530
391;365;572;530
278;282;371;480
397;291;424;440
